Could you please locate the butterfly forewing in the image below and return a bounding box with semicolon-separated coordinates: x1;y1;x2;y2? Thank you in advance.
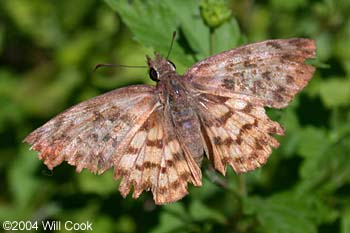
24;85;158;173
185;38;316;108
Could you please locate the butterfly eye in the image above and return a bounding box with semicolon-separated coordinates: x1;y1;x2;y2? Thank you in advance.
149;68;159;82
167;60;176;70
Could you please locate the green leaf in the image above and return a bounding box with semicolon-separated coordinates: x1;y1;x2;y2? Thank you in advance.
297;127;330;158
163;0;210;61
189;200;227;224
105;0;241;68
297;125;350;195
211;18;241;54
243;192;336;233
319;77;350;108
150;203;189;233
244;198;316;233
105;0;194;67
165;0;240;60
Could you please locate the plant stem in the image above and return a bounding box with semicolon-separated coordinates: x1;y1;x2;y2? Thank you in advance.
209;28;214;55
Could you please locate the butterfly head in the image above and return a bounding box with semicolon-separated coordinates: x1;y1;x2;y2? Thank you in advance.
146;52;176;82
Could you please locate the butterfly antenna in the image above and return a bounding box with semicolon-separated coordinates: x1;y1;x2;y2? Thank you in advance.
166;31;177;60
93;63;148;72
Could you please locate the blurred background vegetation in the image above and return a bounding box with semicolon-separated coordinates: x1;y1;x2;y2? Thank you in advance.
0;0;349;232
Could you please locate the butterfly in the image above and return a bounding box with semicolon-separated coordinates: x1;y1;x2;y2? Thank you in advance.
24;37;316;204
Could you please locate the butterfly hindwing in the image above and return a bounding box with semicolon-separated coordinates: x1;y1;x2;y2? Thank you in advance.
115;107;202;204
185;38;316;108
196;93;284;174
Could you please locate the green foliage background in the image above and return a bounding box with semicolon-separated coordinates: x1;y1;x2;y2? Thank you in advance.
0;0;349;232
